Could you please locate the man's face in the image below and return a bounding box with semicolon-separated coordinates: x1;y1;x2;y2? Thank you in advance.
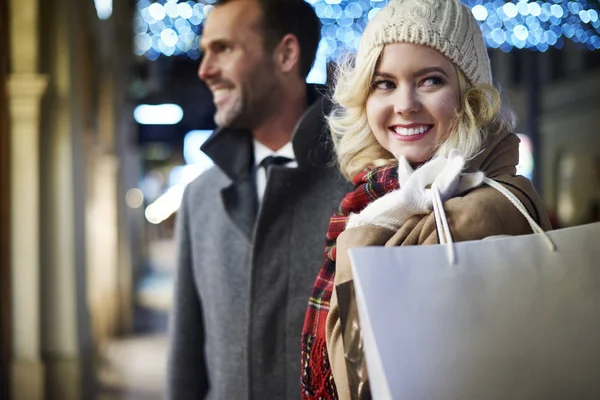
199;0;280;129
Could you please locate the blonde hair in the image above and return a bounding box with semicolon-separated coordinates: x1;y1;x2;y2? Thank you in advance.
328;45;516;181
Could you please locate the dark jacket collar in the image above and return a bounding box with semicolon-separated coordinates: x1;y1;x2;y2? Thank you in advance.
201;84;334;182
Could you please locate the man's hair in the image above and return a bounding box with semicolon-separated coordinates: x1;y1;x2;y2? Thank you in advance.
214;0;321;78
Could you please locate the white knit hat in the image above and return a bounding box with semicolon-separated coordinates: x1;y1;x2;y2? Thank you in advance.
358;0;492;86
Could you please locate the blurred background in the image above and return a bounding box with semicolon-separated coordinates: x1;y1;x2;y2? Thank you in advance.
1;0;600;398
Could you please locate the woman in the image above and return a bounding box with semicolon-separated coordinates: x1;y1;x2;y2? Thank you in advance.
300;0;552;399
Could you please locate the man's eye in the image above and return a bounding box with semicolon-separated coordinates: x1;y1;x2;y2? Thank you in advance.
215;44;231;53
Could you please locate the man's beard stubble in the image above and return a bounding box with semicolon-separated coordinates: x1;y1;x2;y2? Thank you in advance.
214;64;281;130
214;90;243;128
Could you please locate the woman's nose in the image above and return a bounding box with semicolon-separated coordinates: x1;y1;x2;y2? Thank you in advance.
393;86;421;115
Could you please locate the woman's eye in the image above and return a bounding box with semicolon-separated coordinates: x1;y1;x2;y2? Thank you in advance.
373;80;395;91
421;76;445;87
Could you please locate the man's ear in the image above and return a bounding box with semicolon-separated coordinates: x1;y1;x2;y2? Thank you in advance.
275;33;301;74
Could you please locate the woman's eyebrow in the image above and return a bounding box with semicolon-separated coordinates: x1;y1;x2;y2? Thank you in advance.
373;71;396;79
413;66;449;78
373;67;450;79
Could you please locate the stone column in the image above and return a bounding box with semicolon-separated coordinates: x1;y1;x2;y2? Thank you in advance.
9;0;48;397
8;73;48;400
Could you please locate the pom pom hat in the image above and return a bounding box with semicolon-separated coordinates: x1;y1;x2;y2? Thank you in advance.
358;0;492;86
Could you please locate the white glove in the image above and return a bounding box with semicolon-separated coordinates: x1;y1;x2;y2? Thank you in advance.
427;149;485;201
346;150;484;231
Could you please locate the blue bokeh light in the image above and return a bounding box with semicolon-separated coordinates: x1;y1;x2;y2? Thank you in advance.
134;0;600;63
463;0;600;52
472;4;489;21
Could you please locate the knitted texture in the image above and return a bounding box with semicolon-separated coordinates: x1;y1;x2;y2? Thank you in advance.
358;0;492;86
301;164;399;400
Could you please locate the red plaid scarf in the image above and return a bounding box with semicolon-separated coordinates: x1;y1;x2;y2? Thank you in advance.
301;164;399;399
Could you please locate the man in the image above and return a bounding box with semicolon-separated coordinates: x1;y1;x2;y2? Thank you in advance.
167;0;351;399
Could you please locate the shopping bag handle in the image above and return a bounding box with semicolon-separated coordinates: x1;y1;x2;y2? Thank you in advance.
431;177;557;265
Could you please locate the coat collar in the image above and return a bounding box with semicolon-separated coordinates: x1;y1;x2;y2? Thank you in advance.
465;130;521;178
201;84;333;183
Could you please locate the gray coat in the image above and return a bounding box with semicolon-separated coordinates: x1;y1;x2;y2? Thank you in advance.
167;89;352;400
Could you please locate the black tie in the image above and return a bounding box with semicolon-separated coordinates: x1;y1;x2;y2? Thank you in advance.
260;155;292;171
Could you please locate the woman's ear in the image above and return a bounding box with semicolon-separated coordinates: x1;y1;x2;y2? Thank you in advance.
275;33;301;75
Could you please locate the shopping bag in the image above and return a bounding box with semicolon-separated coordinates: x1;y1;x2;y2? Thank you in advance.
349;179;600;400
351;222;600;400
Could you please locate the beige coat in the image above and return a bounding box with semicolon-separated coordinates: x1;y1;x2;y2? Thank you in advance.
326;131;552;399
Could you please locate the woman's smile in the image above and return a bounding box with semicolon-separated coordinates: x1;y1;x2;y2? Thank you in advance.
389;124;434;142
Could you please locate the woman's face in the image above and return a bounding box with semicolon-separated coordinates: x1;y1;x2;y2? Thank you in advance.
366;43;461;163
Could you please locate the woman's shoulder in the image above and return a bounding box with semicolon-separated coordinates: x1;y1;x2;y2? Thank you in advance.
444;174;550;239
336;174;550;263
345;174;550;248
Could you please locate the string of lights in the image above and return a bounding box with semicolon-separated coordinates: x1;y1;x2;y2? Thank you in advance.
133;0;600;62
466;0;600;52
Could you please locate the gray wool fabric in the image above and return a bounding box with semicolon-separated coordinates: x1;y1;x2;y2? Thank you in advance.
167;89;352;400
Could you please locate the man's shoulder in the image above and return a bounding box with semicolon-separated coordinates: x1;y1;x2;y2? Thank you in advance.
303;87;332;121
293;88;337;168
184;166;228;199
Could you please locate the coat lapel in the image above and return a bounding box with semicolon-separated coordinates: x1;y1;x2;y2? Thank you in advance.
201;84;333;241
221;178;257;240
203;127;257;240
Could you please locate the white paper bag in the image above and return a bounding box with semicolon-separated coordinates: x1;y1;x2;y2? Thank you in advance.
350;221;600;400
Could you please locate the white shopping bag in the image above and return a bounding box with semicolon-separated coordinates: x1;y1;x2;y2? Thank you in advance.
350;179;600;400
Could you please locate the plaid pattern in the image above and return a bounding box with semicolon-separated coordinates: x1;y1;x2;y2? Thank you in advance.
301;164;399;399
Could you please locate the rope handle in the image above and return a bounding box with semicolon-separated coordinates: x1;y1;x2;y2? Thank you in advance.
431;177;557;265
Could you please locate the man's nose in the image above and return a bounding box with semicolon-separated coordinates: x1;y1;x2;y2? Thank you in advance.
198;53;218;81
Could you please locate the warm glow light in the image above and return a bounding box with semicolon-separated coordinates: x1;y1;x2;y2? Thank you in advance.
145;185;185;224
134;104;183;125
126;188;145;209
516;134;534;181
95;0;113;20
